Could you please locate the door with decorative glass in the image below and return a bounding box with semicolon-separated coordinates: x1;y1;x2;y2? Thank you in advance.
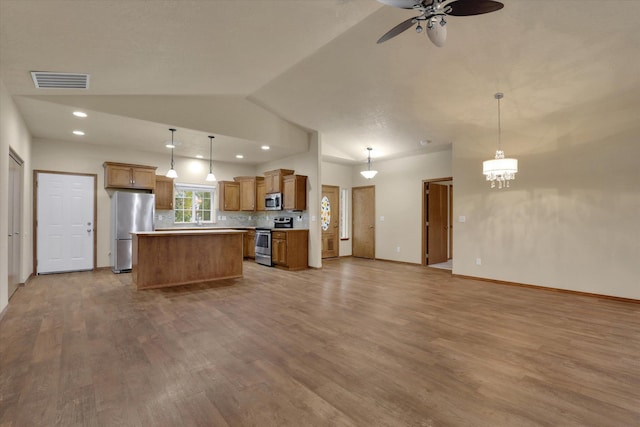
321;185;340;258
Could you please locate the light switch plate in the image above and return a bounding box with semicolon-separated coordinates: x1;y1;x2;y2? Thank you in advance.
459;216;466;223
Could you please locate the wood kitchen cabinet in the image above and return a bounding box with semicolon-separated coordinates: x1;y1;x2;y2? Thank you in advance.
256;179;266;211
234;176;265;211
283;175;307;211
243;229;256;259
154;175;174;210
218;181;240;211
104;162;157;190
264;169;294;194
271;230;308;270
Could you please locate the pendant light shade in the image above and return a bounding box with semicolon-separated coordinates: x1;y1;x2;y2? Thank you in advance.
483;93;517;189
360;147;378;179
205;135;216;182
166;128;178;178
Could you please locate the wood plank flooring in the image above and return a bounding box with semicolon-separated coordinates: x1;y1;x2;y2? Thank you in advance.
1;258;639;427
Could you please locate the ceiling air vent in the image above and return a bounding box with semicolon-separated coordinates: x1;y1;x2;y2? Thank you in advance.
30;72;90;89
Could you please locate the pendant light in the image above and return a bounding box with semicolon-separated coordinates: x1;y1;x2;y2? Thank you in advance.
360;147;378;179
482;93;518;189
205;135;216;182
166;128;178;178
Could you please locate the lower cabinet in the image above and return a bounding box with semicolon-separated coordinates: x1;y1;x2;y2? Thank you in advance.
243;229;256;259
271;230;308;270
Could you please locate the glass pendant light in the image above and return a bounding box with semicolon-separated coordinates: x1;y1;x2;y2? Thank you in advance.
205;135;216;182
483;93;518;188
166;128;178;178
360;147;378;179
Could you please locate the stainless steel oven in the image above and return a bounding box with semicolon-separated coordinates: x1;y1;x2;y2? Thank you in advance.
255;228;272;266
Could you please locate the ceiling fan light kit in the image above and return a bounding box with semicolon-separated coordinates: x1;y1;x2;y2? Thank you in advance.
376;0;504;47
483;93;518;189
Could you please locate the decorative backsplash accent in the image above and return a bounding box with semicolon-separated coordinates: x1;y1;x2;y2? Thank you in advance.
155;210;309;229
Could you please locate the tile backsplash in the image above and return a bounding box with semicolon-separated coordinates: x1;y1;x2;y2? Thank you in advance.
155;210;309;229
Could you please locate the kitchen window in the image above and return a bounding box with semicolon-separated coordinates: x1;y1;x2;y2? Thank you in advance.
174;184;216;224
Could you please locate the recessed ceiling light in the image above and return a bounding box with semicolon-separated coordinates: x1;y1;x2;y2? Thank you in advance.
165;143;175;148
235;154;244;159
73;111;87;118
261;145;270;150
195;154;203;159
73;130;85;136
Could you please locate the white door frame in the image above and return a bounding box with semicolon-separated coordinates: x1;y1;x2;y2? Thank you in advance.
33;170;98;274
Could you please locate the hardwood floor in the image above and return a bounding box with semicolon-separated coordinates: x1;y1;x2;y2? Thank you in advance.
1;258;639;426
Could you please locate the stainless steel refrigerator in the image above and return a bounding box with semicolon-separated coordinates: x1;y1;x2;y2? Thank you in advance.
111;191;155;273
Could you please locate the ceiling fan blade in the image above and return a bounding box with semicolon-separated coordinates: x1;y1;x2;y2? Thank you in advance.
377;16;418;44
377;0;423;9
446;0;503;16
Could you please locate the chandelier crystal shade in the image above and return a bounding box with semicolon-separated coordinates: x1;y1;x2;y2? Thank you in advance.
361;147;378;179
483;93;517;189
205;135;216;182
166;128;178;179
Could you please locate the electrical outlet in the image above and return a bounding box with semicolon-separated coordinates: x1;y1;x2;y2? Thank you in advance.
380;216;385;222
158;215;164;221
476;258;482;266
311;215;317;222
459;215;466;223
396;246;401;253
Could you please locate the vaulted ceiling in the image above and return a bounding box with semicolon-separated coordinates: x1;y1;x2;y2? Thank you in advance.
2;0;639;166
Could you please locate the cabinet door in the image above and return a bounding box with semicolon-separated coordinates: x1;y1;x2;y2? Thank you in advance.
246;231;256;259
239;179;256;211
219;181;240;211
272;238;287;266
155;176;174;210
105;164;133;188
131;168;156;190
256;180;266;211
264;173;277;194
283;175;307;210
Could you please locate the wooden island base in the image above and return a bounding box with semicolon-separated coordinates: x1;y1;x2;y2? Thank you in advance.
131;229;246;290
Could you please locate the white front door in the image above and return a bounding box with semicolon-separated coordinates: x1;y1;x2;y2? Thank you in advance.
37;173;95;274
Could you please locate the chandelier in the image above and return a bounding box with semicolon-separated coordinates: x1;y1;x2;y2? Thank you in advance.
483;93;517;188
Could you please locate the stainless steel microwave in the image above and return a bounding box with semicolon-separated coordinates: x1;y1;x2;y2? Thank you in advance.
265;193;283;210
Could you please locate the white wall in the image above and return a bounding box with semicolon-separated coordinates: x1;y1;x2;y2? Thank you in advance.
351;148;453;264
321;161;354;256
31;138;256;268
0;78;33;313
453;127;640;300
257;133;321;268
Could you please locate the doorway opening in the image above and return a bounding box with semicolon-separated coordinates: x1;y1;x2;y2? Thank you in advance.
8;149;23;300
422;177;453;270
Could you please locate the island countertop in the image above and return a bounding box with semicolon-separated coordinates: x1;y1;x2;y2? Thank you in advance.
131;229;245;290
133;229;247;236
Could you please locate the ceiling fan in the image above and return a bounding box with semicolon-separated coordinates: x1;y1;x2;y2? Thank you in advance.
376;0;504;47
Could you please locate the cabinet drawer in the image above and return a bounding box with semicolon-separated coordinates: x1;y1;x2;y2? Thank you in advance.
272;231;287;240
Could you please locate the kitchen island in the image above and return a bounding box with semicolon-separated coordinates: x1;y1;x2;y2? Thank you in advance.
131;229;246;290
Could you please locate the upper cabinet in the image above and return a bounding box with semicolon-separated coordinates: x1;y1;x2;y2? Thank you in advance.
264;169;294;194
256;179;266;211
218;181;240;211
283;175;307;211
104;162;157;190
154;175;174;210
234;176;265;211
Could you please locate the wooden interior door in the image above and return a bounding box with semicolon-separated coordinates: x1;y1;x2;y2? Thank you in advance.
321;185;339;258
428;183;448;265
352;185;375;259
